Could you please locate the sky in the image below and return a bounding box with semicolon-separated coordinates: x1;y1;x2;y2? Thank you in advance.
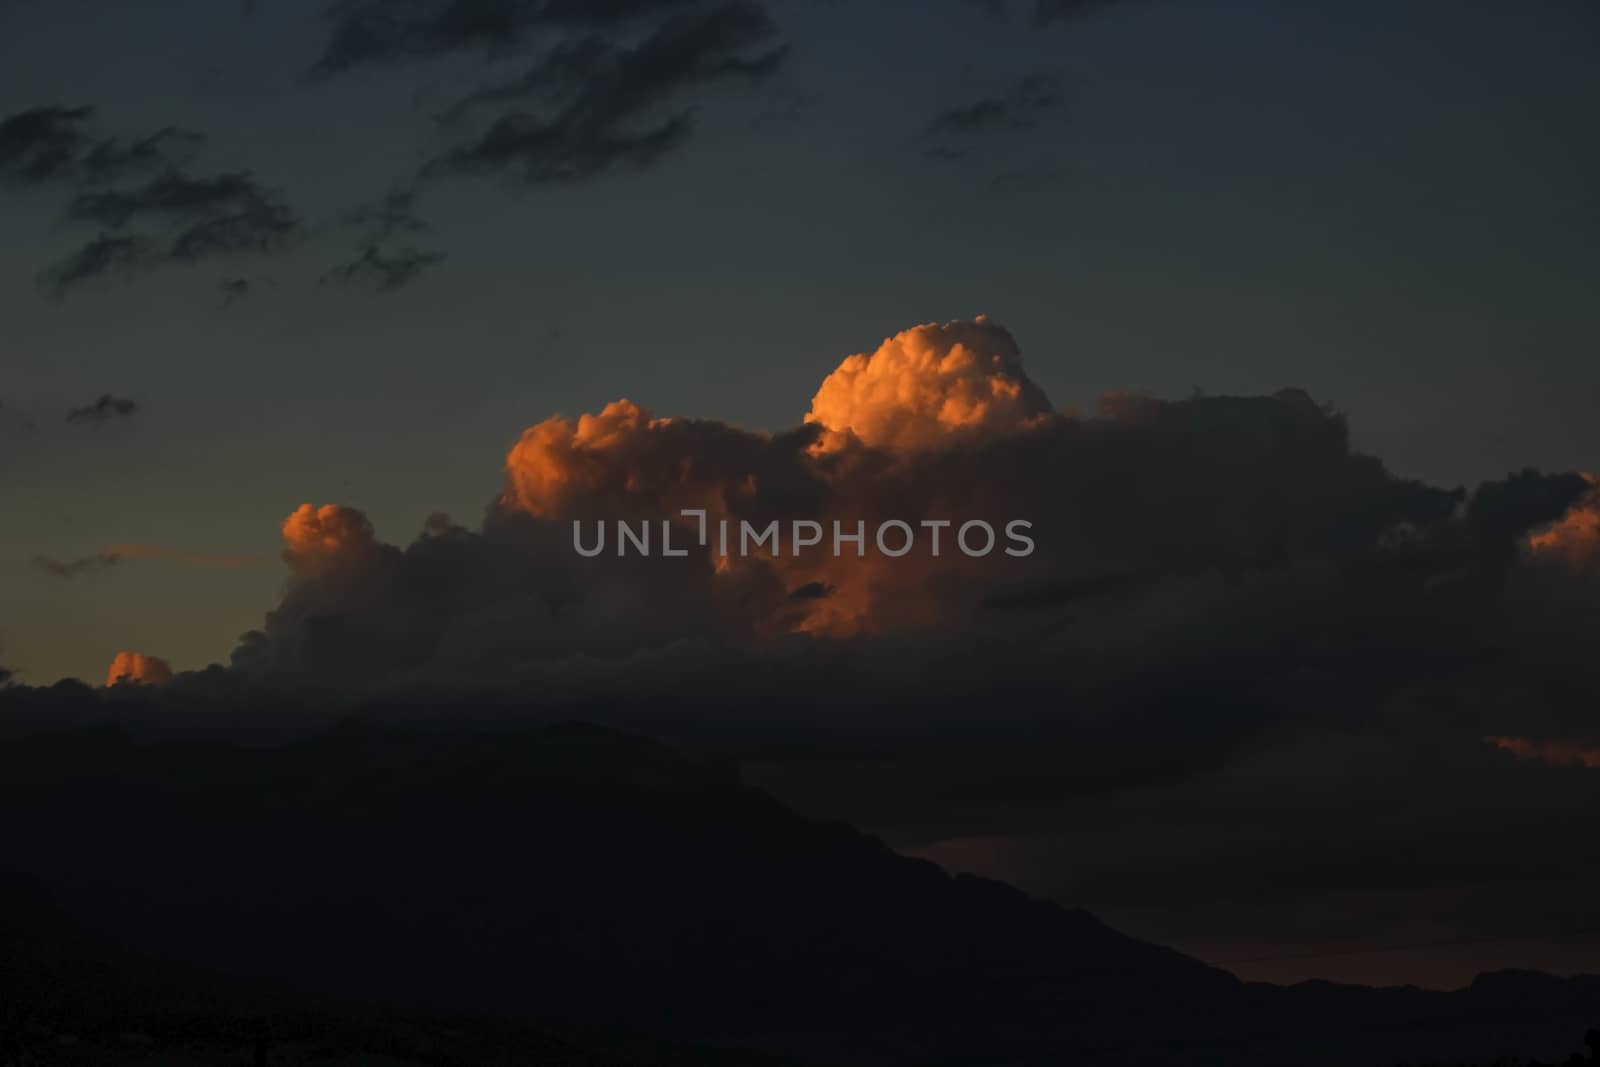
3;0;1597;685
3;0;1600;994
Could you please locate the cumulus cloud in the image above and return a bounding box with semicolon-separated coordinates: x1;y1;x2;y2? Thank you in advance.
804;317;1052;451
106;651;174;687
214;317;1592;695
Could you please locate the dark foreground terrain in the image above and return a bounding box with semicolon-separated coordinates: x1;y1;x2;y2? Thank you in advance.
1;702;1596;1065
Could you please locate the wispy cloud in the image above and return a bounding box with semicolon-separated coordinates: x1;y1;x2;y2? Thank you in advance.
31;544;271;581
65;394;139;425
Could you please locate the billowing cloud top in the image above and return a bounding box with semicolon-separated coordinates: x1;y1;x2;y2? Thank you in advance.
282;503;382;566
804;316;1052;452
106;651;173;688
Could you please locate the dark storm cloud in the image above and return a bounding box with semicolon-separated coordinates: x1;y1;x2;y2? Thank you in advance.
426;2;787;184
31;551;125;581
0;105;94;184
65;394;139;424
323;244;447;291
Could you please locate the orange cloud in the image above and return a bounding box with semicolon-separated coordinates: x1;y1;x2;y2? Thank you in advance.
1527;473;1600;571
106;651;173;688
1485;735;1600;769
282;504;381;565
804;316;1051;453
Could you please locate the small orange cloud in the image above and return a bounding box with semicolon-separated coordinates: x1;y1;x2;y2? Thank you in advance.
1527;472;1600;571
106;651;173;688
1485;735;1600;769
504;399;659;517
282;503;378;561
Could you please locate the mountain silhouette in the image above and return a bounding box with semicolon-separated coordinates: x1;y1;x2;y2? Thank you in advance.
1;719;1596;1065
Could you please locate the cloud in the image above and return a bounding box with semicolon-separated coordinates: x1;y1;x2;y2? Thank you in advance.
0;106;209;189
105;651;173;687
311;0;717;75
69;169;299;252
31;544;270;580
921;74;1066;163
212;316;1589;696
804;317;1052;451
81;127;208;184
323;244;447;291
217;277;253;306
65;394;139;424
0;106;302;294
924;74;1064;139
341;186;431;243
42;168;302;293
0;105;94;184
1526;473;1600;573
1486;735;1600;770
422;2;786;184
38;234;158;295
32;552;125;580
